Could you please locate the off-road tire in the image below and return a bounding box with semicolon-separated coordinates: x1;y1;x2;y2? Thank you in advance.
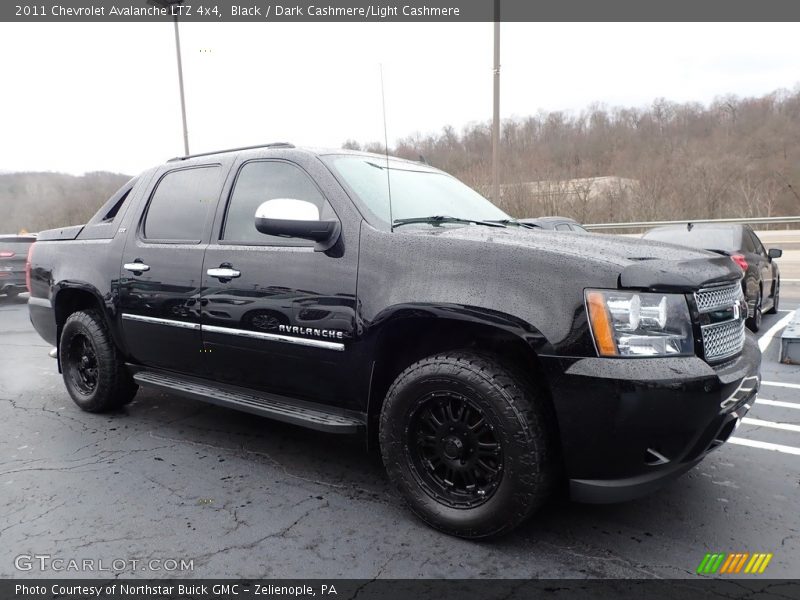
59;309;138;412
379;351;555;539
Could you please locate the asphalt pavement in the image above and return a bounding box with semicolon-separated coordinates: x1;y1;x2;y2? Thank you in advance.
0;283;798;579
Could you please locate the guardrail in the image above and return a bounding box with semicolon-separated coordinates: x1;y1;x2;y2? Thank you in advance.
583;216;800;231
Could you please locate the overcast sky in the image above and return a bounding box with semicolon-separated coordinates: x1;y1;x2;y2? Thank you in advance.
1;22;798;175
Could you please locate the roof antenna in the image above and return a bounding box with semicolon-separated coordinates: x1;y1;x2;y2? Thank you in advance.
687;222;694;231
380;63;394;231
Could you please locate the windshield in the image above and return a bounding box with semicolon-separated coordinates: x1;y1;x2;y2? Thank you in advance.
642;226;739;252
323;155;510;226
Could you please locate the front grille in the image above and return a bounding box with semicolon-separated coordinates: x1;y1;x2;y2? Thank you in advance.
694;282;746;362
694;283;742;312
701;318;746;362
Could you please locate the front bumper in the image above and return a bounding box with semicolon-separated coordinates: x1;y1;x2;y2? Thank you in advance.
541;333;761;503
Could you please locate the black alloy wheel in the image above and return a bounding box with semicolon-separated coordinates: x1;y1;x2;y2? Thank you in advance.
65;333;99;395
407;391;504;508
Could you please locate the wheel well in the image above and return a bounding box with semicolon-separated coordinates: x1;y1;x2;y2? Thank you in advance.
54;288;104;335
366;318;559;451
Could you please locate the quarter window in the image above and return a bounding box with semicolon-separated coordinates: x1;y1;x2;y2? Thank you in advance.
143;166;222;241
223;161;334;245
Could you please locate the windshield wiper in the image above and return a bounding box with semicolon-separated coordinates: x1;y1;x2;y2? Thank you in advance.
393;216;507;229
488;219;538;229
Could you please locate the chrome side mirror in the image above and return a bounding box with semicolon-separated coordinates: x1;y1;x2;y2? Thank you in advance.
254;199;340;252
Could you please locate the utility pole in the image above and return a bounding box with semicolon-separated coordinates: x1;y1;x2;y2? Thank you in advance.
492;0;501;204
172;14;190;155
148;0;190;155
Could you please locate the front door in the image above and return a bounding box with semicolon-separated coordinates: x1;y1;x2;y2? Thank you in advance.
199;158;359;407
119;164;227;375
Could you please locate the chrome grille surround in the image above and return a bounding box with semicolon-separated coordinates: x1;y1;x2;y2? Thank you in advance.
694;283;743;313
701;318;746;362
695;282;746;362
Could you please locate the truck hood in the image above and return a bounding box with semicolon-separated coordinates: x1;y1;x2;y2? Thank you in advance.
409;225;743;291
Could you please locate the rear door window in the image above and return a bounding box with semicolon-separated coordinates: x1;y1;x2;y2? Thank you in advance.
143;166;223;242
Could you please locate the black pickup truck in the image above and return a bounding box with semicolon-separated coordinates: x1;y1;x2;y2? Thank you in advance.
28;144;760;538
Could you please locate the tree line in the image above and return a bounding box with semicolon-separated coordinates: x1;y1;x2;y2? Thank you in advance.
346;87;800;224
0;172;130;234
3;88;799;234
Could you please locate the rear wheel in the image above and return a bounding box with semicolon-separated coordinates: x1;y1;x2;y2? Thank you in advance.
379;351;555;539
60;309;137;412
6;289;19;298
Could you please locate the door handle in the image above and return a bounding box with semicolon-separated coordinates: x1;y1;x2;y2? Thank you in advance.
123;262;150;273
207;267;241;280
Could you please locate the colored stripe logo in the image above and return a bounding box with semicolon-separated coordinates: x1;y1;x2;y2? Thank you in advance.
697;552;773;574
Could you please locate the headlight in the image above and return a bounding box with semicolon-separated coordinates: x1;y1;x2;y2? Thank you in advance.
585;289;694;357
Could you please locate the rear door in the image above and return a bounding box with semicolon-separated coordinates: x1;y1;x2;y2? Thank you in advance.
118;163;228;375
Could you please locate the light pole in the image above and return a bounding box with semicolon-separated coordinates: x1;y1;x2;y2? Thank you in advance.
148;0;190;155
491;0;500;204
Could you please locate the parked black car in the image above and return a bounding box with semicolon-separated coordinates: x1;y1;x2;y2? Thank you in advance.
642;224;781;332
27;145;760;538
0;234;36;298
518;216;588;232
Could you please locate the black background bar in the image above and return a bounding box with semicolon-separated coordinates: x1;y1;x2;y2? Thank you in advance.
3;579;800;600
4;0;800;22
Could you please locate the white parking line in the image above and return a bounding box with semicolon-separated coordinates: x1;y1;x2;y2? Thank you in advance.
728;437;800;456
761;380;800;390
758;312;796;351
757;398;800;410
741;417;800;433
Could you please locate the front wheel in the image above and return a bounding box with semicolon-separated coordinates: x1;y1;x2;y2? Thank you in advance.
746;291;762;332
60;309;138;412
379;351;555;539
766;282;779;315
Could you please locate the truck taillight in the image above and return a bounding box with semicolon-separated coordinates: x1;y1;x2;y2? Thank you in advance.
0;251;15;258
731;253;748;271
25;244;34;292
